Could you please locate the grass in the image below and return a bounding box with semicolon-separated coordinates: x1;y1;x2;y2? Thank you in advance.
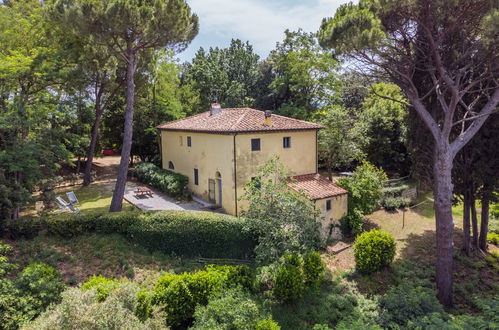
3;233;202;286
324;193;499;313
21;181;135;217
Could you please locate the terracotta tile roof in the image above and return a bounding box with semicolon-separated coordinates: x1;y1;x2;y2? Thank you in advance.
288;173;348;200
156;108;322;133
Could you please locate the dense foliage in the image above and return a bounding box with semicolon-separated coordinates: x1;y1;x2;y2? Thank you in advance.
337;162;387;216
133;162;189;199
353;230;396;274
153;265;252;326
241;158;323;264
5;210;256;259
0;242;65;329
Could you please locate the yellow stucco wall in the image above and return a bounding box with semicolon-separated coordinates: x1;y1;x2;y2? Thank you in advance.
235;130;317;214
315;194;348;239
160;130;237;214
160;129;340;221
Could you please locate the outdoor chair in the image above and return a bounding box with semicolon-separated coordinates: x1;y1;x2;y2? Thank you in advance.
66;191;79;205
55;196;80;214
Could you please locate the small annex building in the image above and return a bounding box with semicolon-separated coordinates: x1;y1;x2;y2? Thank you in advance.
157;104;348;237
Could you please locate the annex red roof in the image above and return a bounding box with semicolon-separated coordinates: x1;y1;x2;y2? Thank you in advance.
156;108;322;133
288;173;348;200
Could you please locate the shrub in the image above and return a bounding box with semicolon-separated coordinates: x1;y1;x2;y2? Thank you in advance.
303;251;325;290
273;254;305;303
339;209;364;237
192;288;273;330
128;210;256;259
381;184;411;197
45;213;102;238
379;283;447;328
81;275;122;302
337;162;387;215
255;318;281;330
0;279;38;330
96;211;142;234
487;232;499;245
134;162;189;198
4;217;44;239
381;196;410;211
153;265;246;326
19;210;256;260
25;286;164;330
354;230;396;274
16;263;65;310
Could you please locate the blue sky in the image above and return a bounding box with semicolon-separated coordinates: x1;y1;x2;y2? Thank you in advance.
176;0;350;62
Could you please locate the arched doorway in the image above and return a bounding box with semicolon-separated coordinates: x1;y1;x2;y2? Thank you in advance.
215;172;222;206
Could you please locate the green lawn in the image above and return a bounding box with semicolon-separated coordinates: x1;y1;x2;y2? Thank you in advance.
21;182;135;217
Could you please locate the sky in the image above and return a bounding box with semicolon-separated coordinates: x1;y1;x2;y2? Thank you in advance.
176;0;350;62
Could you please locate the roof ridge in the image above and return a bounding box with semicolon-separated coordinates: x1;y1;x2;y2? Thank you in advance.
156;111;207;128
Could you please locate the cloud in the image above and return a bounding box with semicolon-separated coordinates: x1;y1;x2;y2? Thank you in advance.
177;0;348;61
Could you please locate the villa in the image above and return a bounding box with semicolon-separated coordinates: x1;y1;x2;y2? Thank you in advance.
157;104;348;237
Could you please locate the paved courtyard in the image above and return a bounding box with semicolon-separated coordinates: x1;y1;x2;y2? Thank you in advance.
123;181;205;211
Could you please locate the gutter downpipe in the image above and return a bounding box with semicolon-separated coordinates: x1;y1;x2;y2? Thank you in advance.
233;133;238;216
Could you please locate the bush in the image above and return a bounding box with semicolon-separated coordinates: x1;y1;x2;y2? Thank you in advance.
381;184;411;197
134;162;189;199
256;318;281;330
81;275;122;302
45;213;102;238
153;265;247;326
379;283;447;328
273;254;305;303
354;230;396;274
16;263;65;310
487;232;499;245
97;211;142;234
192;288;275;330
4;217;44;239
303;251;325;290
339;210;364;237
128;210;256;259
336;162;387;215
25;286;164;330
381;196;410;211
18;210;256;260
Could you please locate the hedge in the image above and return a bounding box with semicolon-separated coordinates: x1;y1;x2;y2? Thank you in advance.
133;162;189;199
4;210;256;260
128;211;256;259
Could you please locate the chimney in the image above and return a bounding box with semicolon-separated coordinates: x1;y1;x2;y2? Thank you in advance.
210;103;221;116
263;110;272;126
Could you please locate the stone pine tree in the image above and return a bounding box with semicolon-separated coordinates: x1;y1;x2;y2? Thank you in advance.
319;0;499;306
52;0;198;211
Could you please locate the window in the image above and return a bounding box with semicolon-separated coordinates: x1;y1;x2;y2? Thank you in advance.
283;136;291;148
194;168;199;185
251;138;260;151
168;161;174;170
187;136;192;147
179;136;183;146
326;200;331;211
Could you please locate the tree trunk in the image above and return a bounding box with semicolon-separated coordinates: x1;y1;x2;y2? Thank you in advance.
462;192;471;255
433;144;454;307
470;198;478;247
110;50;137;212
83;97;104;186
479;191;490;251
327;156;332;181
76;156;81;174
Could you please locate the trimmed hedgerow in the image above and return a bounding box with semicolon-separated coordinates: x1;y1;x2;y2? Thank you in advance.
127;211;256;259
5;210;257;260
354;230;396;274
4;217;44;239
133;162;189;199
